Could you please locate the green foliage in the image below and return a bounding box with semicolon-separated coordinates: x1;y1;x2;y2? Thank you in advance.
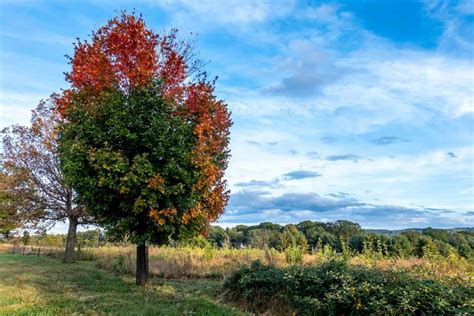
423;227;449;242
21;231;30;246
284;246;305;264
185;235;212;249
21;231;31;246
0;182;18;238
348;234;364;253
276;224;308;251
59;83;202;245
224;260;286;312
207;226;228;248
314;239;339;262
328;220;362;240
41;234;65;247
76;229;104;248
422;240;442;261
249;229;276;249
392;235;412;258
297;221;338;249
339;238;351;262
209;221;472;261
224;260;474;315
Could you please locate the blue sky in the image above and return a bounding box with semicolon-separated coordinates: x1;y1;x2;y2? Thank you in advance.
1;0;473;230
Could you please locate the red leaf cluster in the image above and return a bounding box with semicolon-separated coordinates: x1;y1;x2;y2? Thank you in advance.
66;13;159;92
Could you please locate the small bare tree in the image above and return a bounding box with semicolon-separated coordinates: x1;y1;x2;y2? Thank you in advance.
1;99;93;262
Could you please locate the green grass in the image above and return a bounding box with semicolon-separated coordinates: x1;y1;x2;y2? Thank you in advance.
0;253;247;315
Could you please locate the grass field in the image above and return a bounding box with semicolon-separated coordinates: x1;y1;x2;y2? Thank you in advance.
0;253;247;316
1;245;472;315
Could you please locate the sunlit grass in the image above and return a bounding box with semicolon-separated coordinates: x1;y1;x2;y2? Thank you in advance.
0;253;247;315
75;245;474;282
2;242;472;282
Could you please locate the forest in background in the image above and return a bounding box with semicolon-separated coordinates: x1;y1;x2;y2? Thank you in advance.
4;219;473;261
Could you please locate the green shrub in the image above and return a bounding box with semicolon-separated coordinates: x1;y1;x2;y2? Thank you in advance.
224;260;287;312
224;260;473;315
185;235;212;249
284;246;305;264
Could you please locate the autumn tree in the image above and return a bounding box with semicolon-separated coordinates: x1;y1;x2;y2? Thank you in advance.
1;100;92;262
58;13;231;285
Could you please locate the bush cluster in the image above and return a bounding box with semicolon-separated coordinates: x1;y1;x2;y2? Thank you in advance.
224;260;473;315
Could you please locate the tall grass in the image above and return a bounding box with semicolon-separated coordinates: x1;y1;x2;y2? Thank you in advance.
1;243;472;282
76;245;474;282
80;245;286;279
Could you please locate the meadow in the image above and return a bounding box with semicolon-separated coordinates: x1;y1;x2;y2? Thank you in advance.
3;241;473;281
1;240;473;315
0;252;246;315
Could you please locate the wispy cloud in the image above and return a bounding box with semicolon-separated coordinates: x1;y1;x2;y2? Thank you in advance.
152;0;295;29
234;179;279;188
326;154;363;162
369;136;411;145
283;170;321;180
447;152;457;158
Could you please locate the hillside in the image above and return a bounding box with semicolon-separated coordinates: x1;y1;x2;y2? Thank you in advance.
366;227;474;236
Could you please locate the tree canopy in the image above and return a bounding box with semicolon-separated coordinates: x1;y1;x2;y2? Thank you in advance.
57;13;231;284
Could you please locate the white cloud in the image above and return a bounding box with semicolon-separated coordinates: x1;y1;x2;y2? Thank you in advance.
226;142;474;218
302;4;340;23
229;44;473;135
153;0;294;25
422;0;474;53
0;92;44;127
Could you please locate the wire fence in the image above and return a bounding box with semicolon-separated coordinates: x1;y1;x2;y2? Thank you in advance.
0;244;63;257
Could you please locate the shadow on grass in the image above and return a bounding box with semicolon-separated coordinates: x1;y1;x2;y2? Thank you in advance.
0;253;245;315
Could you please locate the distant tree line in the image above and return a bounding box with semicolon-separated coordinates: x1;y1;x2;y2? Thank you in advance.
203;220;473;259
3;229;104;249
4;220;472;260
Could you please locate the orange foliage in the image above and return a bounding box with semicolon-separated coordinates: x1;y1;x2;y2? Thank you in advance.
149;208;178;226
147;173;166;193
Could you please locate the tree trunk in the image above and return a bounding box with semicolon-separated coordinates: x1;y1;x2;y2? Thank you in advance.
63;217;78;263
136;244;148;286
145;243;149;283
